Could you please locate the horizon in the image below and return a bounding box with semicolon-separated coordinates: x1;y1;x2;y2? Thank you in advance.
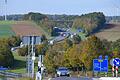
0;0;120;16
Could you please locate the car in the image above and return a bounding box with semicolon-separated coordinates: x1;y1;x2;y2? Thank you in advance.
56;67;70;77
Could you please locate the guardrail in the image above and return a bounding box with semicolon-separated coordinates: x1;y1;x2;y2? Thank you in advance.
0;71;27;78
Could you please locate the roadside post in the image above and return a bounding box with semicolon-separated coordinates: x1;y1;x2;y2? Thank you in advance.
112;64;115;77
105;55;108;77
116;66;118;77
110;58;120;77
110;59;115;77
36;55;44;80
113;58;120;77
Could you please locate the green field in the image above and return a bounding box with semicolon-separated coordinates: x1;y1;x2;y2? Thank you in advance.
0;21;15;38
70;28;87;40
0;21;16;24
8;52;38;74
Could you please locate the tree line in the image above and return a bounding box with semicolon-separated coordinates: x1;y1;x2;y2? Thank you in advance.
44;36;120;73
72;12;106;34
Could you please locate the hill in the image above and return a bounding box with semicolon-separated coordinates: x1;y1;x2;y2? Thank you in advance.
95;23;120;41
11;21;44;37
0;21;16;38
0;21;45;38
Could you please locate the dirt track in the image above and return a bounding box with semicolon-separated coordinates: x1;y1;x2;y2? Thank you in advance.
11;21;42;37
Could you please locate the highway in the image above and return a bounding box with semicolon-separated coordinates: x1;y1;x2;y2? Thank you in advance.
50;77;99;80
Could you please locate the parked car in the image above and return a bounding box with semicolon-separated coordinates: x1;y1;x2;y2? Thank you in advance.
56;67;70;77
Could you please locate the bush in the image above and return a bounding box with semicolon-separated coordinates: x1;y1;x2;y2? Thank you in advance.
18;46;28;56
0;39;14;67
8;36;21;47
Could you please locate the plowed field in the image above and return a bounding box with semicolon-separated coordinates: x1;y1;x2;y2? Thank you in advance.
12;21;43;37
95;23;120;41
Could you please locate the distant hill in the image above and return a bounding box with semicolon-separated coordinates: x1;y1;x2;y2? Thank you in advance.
106;16;120;23
0;14;24;21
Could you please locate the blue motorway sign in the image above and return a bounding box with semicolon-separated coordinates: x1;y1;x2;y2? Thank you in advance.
113;58;120;66
93;59;108;72
0;66;8;71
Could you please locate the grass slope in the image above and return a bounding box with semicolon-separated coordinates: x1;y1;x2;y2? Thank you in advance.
9;52;38;74
0;21;16;38
31;21;52;39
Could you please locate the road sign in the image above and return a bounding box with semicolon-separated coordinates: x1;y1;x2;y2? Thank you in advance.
93;59;108;72
93;59;100;72
110;59;114;66
113;58;120;66
101;60;108;72
22;36;41;45
99;55;102;60
105;55;108;60
0;67;8;71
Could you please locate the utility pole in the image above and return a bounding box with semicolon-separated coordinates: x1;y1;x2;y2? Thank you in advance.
5;0;7;21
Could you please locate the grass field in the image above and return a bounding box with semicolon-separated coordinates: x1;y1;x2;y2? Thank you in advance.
0;21;16;25
9;52;38;74
95;23;120;41
0;21;15;38
70;28;87;40
0;21;47;38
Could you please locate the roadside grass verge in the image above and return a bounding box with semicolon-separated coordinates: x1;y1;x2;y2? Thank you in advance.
8;52;38;74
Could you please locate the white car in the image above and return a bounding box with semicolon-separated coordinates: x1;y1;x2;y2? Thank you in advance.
56;67;70;77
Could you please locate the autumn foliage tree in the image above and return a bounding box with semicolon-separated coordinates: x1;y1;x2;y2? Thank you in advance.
0;39;14;67
72;12;106;34
8;36;21;47
79;36;105;70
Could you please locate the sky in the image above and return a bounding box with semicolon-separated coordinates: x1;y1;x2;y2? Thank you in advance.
0;0;120;16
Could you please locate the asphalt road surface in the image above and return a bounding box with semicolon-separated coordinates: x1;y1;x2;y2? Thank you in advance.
51;77;99;80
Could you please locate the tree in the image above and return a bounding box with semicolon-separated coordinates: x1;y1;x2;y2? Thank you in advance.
0;39;14;67
18;46;28;56
41;34;47;42
23;12;47;21
63;45;82;70
44;39;73;73
8;36;21;47
79;36;105;70
72;34;81;44
35;43;48;56
72;12;106;34
110;39;120;58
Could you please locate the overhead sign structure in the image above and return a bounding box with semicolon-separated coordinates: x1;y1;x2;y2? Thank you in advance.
93;59;108;72
22;36;41;45
22;36;41;78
